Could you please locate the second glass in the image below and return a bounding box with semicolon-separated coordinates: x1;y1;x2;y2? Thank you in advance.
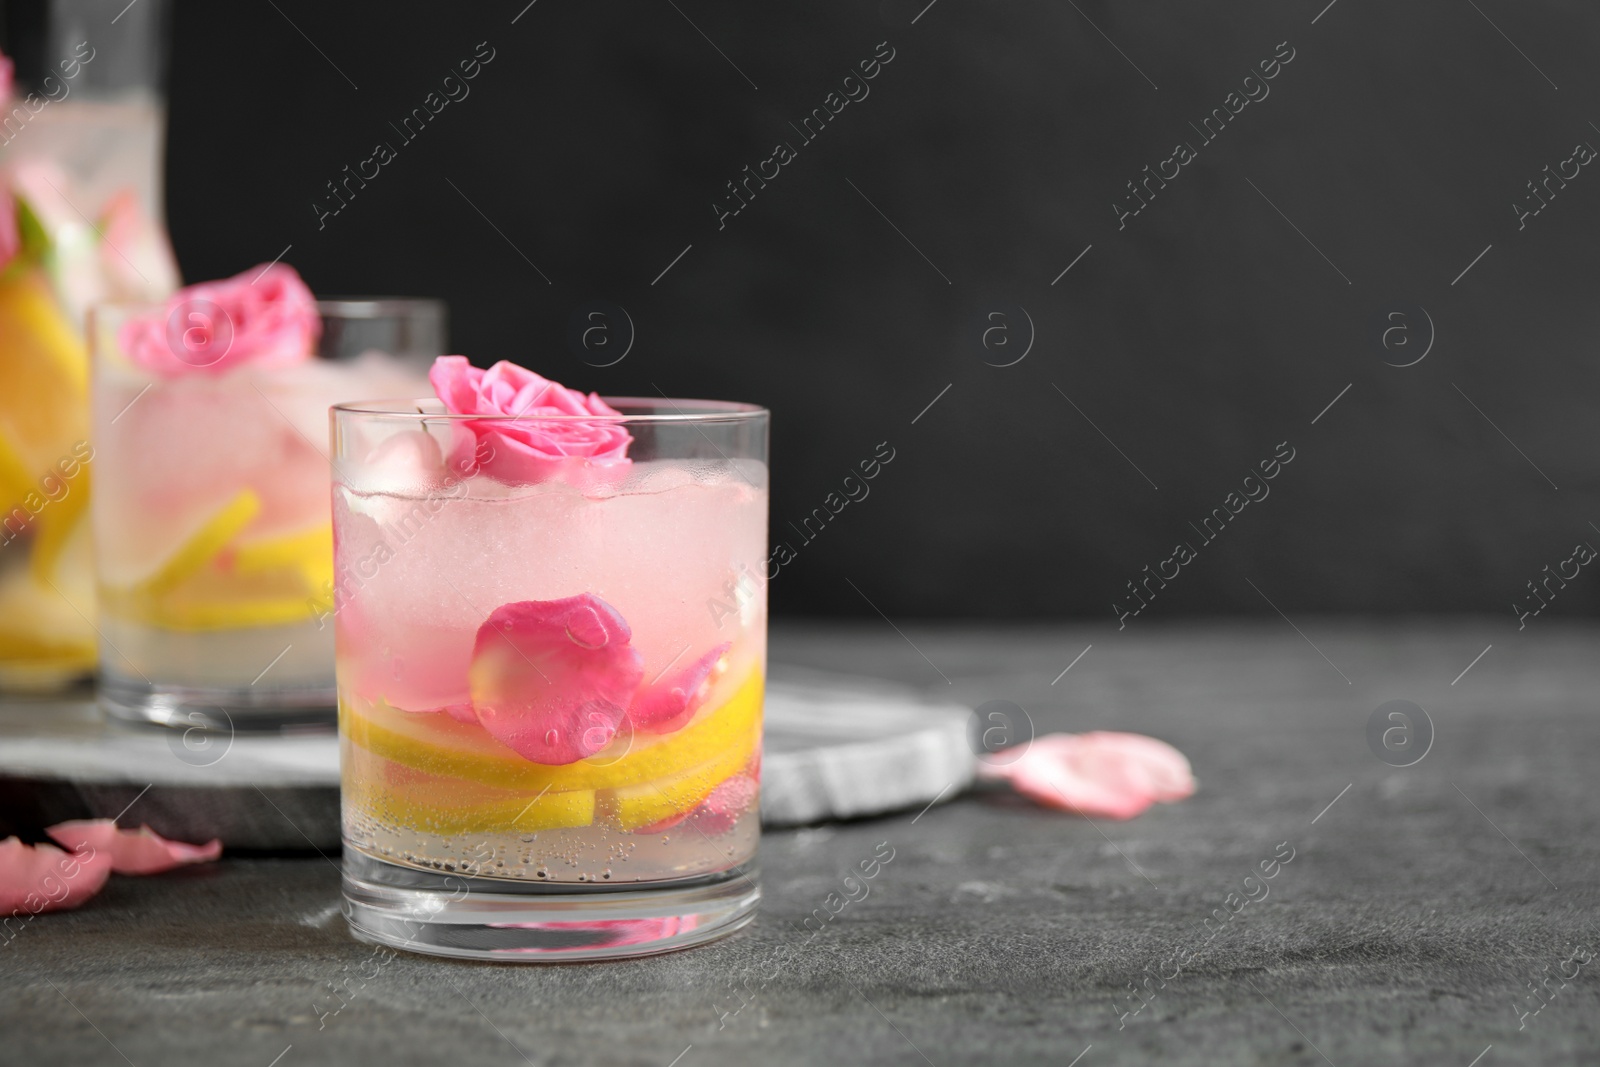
89;296;442;730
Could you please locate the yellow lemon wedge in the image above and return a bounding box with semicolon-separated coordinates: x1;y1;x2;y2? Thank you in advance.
132;488;262;599
596;728;760;831
0;556;95;681
0;431;36;521
343;741;598;835
101;488;332;632
131;594;329;633
0;268;89;473
139;521;334;631
233;523;333;586
28;466;91;586
344;666;764;797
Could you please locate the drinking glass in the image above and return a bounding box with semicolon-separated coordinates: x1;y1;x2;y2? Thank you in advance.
316;298;445;366
88;299;441;730
0;0;174;691
332;397;768;960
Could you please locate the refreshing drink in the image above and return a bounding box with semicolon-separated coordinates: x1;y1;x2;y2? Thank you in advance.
0;10;178;690
90;268;437;728
335;360;768;960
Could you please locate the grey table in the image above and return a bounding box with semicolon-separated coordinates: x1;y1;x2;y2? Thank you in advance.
3;621;1597;1066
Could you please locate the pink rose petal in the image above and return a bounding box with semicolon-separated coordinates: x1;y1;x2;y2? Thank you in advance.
978;731;1195;820
97;188;180;301
0;836;112;915
428;356;631;486
0;186;18;273
46;820;222;875
468;594;644;765
691;773;760;836
441;702;479;724
629;642;730;734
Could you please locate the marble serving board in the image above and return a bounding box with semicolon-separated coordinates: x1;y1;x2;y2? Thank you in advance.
0;671;975;850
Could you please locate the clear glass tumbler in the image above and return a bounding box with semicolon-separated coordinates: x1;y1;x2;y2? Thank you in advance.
316;298;445;367
332;397;768;960
88;298;441;730
0;0;175;691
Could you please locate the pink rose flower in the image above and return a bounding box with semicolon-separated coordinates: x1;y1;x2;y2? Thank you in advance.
428;355;631;485
118;262;320;378
0;50;12;102
978;731;1195;819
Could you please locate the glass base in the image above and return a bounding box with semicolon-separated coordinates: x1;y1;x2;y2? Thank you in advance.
99;675;337;732
342;850;760;962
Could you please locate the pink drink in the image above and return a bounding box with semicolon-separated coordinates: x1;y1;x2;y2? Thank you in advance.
334;396;769;959
92;357;426;692
89;284;439;729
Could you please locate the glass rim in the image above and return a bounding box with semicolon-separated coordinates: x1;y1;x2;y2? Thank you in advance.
331;397;769;424
90;296;444;316
316;297;446;318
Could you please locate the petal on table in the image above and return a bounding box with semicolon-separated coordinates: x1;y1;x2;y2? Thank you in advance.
46;820;222;875
979;731;1195;819
0;836;112;914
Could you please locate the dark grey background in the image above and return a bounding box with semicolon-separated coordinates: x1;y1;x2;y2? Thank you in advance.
150;0;1600;621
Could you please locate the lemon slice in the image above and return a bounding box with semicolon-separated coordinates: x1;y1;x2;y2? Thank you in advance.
28;466;91;585
234;523;332;580
0;269;89;437
0;270;89;543
343;745;598;835
596;725;760;831
130;488;261;599
0;558;95;677
100;488;321;631
0;267;96;678
0;430;35;519
344;666;764;795
131;595;328;633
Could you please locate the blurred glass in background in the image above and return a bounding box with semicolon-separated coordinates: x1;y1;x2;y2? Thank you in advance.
89;293;441;731
0;0;178;691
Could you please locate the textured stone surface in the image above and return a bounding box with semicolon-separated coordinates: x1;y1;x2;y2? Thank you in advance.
2;621;1597;1066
